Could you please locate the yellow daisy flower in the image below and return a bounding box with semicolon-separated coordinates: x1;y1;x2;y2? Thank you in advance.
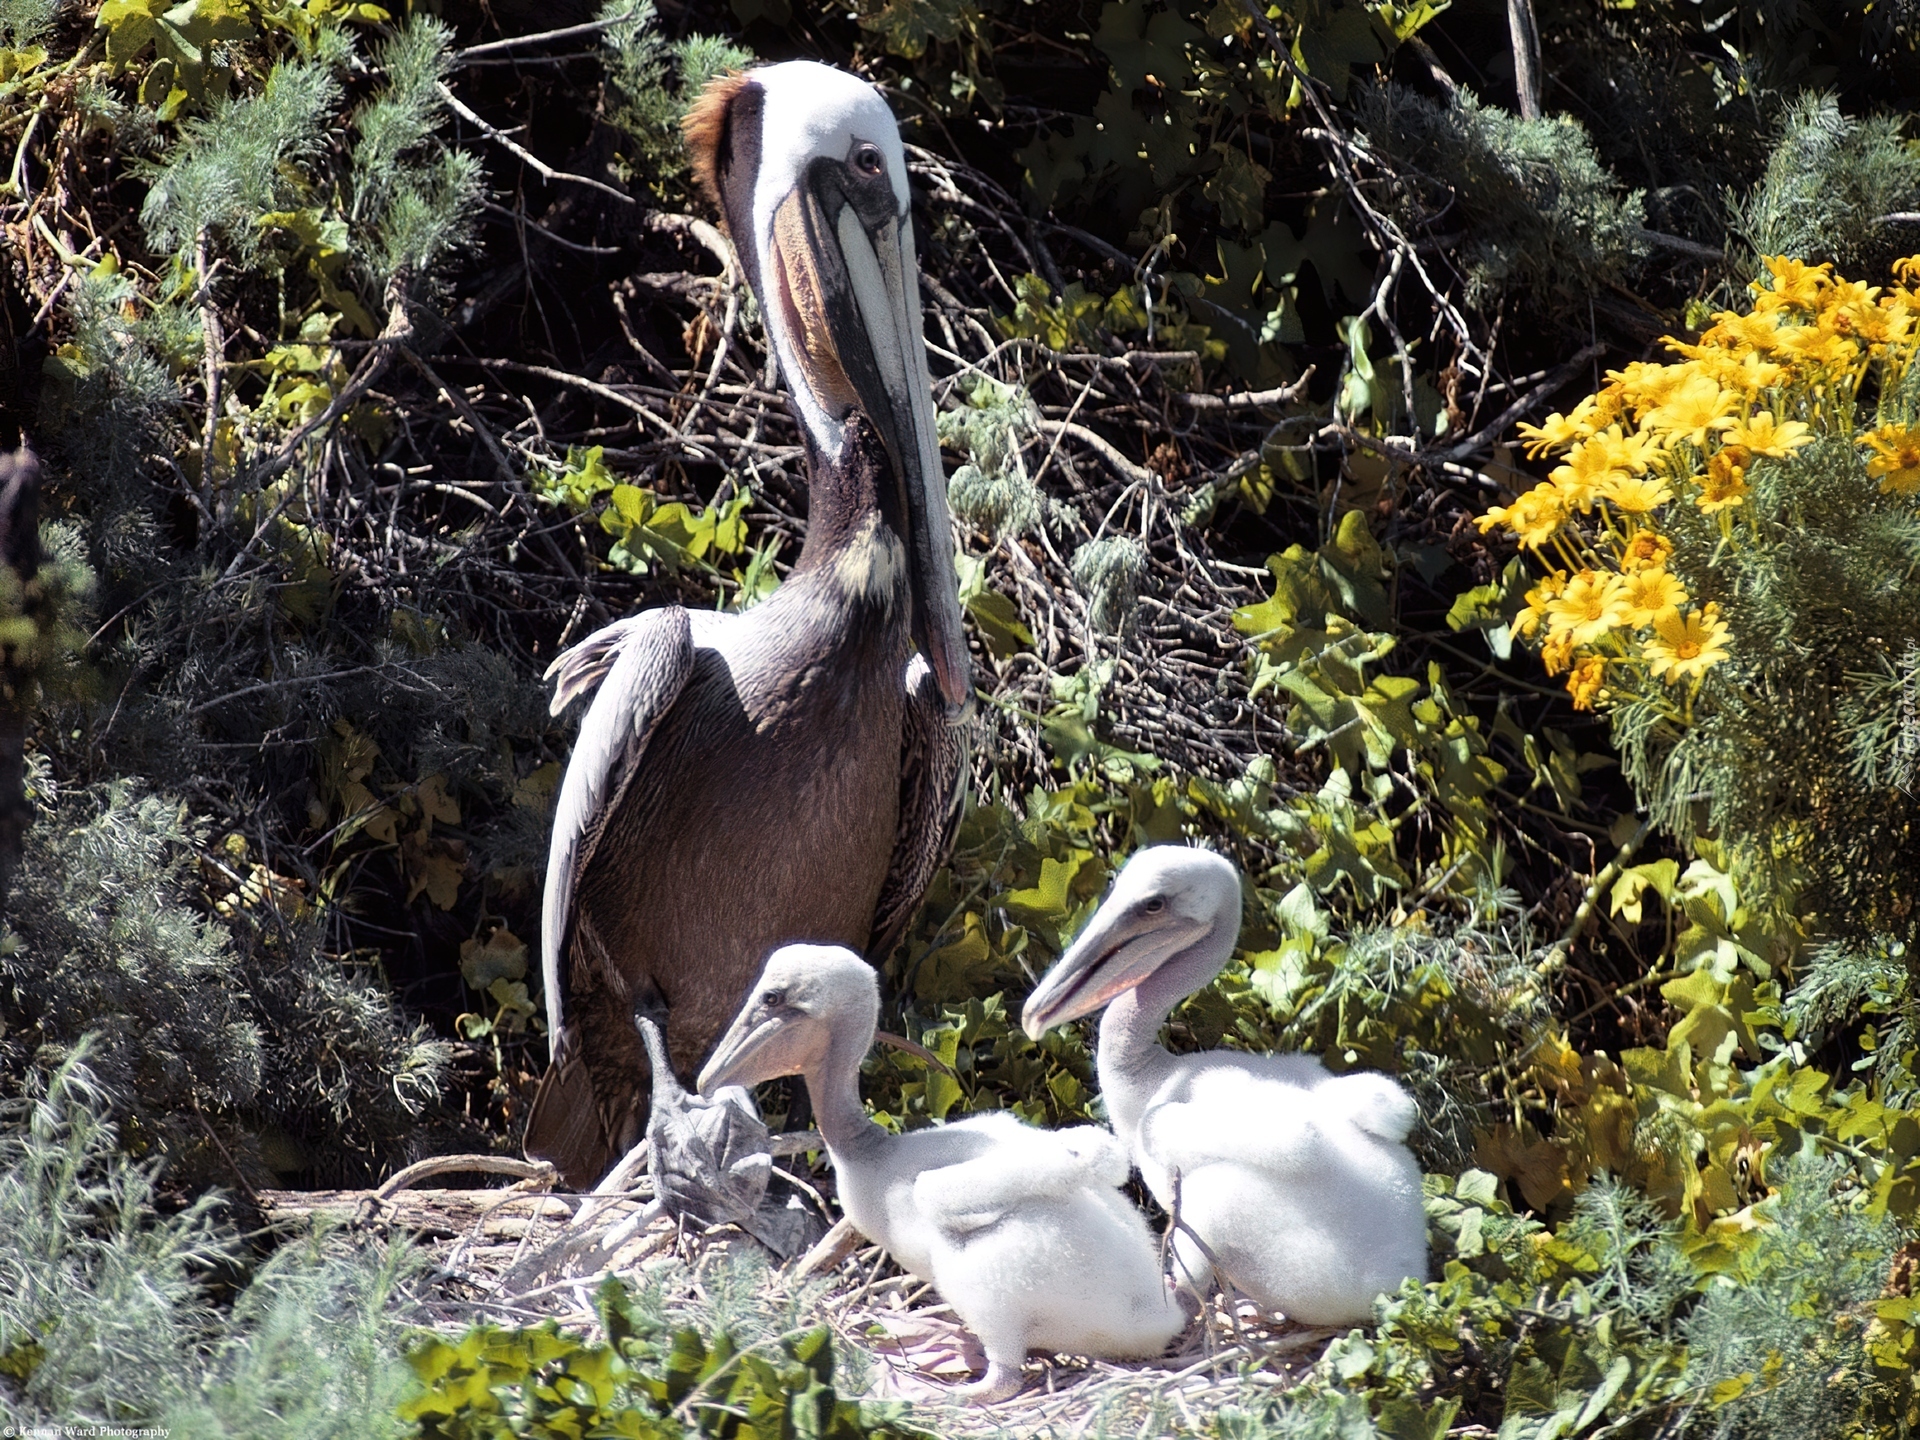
1566;656;1606;711
1716;351;1786;395
1618;528;1674;572
1755;256;1831;311
1549;438;1627;512
1875;295;1917;350
1645;603;1731;683
1593;425;1657;473
1778;325;1859;371
1721;410;1813;458
1601;473;1673;513
1541;629;1575;676
1477;486;1566;547
1644;370;1737;448
1548;570;1631;647
1708;309;1787;353
1516;400;1598;459
1864;423;1920;496
1697;447;1751;512
1820;279;1881;330
1587;384;1628;431
1513;572;1568;639
1609;362;1684;420
1619;567;1687;627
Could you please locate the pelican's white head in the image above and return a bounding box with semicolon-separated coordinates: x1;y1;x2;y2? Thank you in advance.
697;943;880;1093
1020;847;1243;1040
684;63;967;707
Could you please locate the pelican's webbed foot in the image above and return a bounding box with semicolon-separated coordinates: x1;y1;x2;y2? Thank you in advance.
957;1359;1027;1404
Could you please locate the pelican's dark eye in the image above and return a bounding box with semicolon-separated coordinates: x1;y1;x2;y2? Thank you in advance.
762;988;787;1009
853;144;885;177
1143;897;1166;914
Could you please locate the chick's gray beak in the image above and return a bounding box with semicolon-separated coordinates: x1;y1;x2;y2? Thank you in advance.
1021;909;1167;1041
698;1015;788;1094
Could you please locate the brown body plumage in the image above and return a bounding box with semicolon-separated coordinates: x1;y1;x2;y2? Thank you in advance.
524;61;969;1189
526;420;956;1185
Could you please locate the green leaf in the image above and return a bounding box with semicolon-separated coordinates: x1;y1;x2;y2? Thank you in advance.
858;0;966;59
963;586;1032;656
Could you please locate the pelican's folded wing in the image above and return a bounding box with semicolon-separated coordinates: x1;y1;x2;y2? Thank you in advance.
1317;1070;1420;1143
868;653;965;963
1138;1070;1321;1180
914;1123;1127;1238
539;606;696;1043
545;613;649;714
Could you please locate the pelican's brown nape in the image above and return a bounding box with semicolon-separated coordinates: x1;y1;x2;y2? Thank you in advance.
522;61;970;1190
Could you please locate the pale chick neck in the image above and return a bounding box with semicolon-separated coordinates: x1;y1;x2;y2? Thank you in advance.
1094;916;1237;1145
804;1014;892;1168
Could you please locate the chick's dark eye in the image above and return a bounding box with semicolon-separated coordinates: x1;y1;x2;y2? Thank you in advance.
853;145;884;177
1143;897;1166;914
762;988;786;1009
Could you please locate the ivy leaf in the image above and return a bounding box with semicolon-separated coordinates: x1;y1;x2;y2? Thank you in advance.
915;912;996;1004
1203;145;1272;234
1611;859;1679;924
1293;0;1386;98
416;773;460;832
459;926;528;990
858;0;966;60
1095;0;1200;92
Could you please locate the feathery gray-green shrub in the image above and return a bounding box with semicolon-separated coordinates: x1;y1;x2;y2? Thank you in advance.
1353;84;1648;305
1733;94;1920;279
599;0;753;199
0;1045;422;1430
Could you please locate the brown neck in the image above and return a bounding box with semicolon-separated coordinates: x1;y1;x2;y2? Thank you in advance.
790;412;909;591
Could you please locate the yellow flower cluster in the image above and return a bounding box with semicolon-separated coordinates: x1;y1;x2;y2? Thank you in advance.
1481;254;1920;713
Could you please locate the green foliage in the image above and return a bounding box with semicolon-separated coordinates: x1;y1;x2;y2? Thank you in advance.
0;1045;232;1423
40;265;184;505
1683;1154;1895;1440
534;446;762;584
0;1045;421;1432
940;374;1046;542
1733;93;1920;280
1353;84;1647;305
350;18;481;292
0;784;266;1180
1071;535;1147;633
0;782;452;1185
1611;441;1920;943
402;1270;923;1439
140;54;342;254
156;1228;421;1439
600;0;753;202
0;0;56;47
0;520;96;709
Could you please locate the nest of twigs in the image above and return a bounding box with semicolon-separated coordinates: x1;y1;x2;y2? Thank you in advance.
263;1150;1346;1435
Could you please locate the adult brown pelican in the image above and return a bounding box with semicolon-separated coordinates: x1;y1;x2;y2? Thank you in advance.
523;61;969;1189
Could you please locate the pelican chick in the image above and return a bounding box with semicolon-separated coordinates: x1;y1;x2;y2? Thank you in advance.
700;944;1187;1402
1021;847;1426;1324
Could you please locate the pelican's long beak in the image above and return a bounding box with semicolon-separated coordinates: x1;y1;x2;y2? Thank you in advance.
1021;906;1187;1041
762;161;970;709
698;1011;794;1094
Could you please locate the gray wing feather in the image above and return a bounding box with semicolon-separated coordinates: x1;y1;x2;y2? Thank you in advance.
545;614;655;715
868;653;967;963
541;607;695;1052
